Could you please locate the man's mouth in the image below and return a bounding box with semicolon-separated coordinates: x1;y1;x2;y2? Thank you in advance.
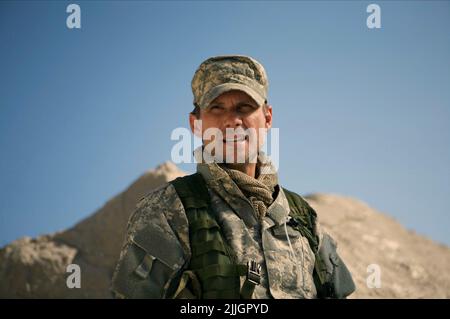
223;135;248;143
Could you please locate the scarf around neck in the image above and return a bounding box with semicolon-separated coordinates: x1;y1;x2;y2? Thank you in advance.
194;146;279;220
220;159;278;221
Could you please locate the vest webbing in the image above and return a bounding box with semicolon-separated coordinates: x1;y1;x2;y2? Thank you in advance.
282;188;320;254
170;173;337;299
171;173;253;299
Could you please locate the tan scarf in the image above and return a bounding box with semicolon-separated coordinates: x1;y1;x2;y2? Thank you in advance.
221;165;278;220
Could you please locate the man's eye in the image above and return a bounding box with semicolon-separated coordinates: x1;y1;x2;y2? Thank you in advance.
209;105;223;111
238;105;254;113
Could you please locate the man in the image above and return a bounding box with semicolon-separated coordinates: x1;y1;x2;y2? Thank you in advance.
111;55;355;299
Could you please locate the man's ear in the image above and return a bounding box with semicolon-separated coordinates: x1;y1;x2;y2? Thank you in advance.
265;104;273;129
189;113;202;138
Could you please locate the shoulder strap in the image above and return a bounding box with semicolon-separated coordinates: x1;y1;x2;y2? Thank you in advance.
171;173;210;209
282;187;320;254
283;188;356;298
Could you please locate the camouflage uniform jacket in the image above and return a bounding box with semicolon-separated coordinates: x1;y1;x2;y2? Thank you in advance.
111;161;325;299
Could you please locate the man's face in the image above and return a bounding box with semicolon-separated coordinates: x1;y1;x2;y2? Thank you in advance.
189;90;273;164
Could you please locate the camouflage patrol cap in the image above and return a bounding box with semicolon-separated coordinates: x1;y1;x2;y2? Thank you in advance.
191;55;269;109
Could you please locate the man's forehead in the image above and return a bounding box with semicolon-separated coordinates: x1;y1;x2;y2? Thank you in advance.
210;90;259;105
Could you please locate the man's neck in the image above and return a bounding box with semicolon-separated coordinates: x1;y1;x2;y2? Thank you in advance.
222;163;258;178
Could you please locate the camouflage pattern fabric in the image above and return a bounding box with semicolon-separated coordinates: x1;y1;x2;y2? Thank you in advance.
111;152;322;299
197;157;318;299
191;55;269;109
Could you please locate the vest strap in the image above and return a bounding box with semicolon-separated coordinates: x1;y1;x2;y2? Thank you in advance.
196;264;247;280
192;240;227;256
240;260;262;299
189;218;219;233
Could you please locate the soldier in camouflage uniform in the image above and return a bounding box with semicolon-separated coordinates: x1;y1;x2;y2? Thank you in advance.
111;55;355;299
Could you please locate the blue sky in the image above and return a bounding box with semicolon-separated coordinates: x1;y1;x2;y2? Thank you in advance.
1;0;449;247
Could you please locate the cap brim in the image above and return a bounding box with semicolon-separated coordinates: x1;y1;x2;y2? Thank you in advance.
199;83;265;109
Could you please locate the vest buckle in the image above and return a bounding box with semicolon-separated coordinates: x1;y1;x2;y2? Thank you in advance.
247;260;262;285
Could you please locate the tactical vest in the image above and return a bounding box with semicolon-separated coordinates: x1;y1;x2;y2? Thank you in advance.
170;173;355;299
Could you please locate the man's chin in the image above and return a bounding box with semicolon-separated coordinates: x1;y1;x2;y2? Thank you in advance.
220;152;259;165
201;143;259;164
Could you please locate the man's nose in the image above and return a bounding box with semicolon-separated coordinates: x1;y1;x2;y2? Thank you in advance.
223;110;243;128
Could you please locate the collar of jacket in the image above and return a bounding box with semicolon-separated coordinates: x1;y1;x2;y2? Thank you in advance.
194;147;290;228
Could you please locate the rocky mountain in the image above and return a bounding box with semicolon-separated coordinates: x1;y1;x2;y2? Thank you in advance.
1;162;449;298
